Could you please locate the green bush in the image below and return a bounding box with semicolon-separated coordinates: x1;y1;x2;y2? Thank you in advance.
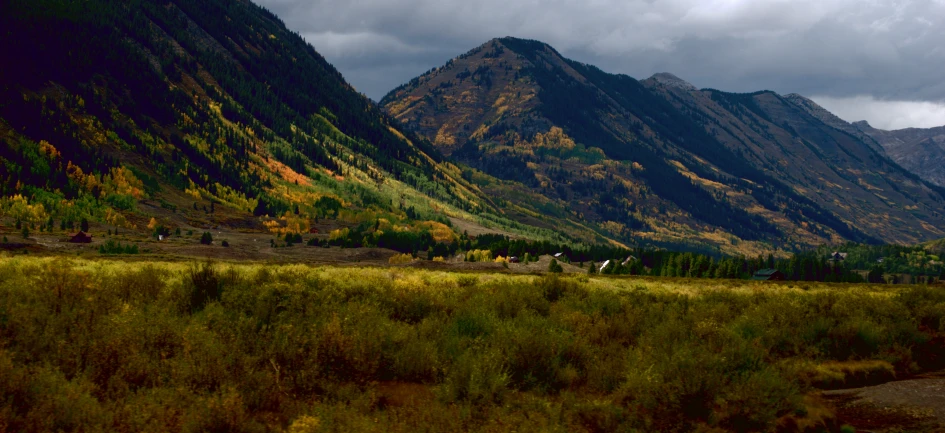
200;232;213;245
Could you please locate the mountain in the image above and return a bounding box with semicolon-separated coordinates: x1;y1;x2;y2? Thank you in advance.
852;121;945;187
781;94;886;155
642;75;945;245
2;0;602;252
382;37;945;249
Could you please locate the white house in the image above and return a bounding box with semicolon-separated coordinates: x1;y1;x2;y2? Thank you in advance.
599;260;611;273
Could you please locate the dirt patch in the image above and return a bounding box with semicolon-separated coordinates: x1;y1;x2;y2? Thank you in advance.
448;216;516;238
824;371;945;432
509;254;585;274
375;382;436;409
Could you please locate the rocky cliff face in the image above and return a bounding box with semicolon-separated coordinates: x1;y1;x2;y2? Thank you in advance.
854;121;945;187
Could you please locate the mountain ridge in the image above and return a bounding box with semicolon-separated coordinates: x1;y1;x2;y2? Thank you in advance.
853;121;945;187
382;37;945;249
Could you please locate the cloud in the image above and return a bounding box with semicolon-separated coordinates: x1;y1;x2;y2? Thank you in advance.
811;96;945;130
255;0;945;128
301;31;425;59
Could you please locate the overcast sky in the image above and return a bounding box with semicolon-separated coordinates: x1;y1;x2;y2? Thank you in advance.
255;0;945;130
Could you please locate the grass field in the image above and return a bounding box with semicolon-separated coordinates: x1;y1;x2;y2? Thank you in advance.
1;256;944;432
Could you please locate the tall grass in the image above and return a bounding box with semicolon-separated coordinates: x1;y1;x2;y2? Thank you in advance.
0;257;942;431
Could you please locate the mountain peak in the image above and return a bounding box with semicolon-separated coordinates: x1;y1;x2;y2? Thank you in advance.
492;36;561;58
784;93;810;101
647;73;697;91
852;120;873;129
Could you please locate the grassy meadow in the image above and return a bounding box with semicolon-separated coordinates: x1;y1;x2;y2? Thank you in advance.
1;256;945;432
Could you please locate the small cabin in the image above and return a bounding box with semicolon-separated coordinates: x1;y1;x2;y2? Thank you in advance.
554;252;565;259
509;256;520;263
68;231;93;244
829;252;848;262
622;255;637;266
752;269;785;281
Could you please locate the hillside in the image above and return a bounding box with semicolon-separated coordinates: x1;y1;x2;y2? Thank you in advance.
382;37;945;250
0;1;605;253
643;77;945;245
852;121;945;187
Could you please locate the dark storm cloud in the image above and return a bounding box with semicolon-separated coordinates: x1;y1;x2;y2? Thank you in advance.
255;0;945;129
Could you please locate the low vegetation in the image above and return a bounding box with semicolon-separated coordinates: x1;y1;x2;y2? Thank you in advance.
1;256;944;432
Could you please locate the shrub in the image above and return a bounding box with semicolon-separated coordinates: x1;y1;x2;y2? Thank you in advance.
457;275;478;288
2;259;943;432
200;232;213;245
221;240;230;247
184;262;221;312
439;349;508;404
389;253;414;265
538;274;578;302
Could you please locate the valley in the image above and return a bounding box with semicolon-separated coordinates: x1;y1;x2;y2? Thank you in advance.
3;1;945;432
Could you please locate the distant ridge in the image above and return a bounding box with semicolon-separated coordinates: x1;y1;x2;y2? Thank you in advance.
648;73;697;91
854;121;945;187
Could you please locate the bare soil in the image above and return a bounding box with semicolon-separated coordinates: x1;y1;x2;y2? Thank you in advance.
824;371;945;432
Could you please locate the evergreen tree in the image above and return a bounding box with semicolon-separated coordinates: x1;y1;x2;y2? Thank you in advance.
549;259;563;273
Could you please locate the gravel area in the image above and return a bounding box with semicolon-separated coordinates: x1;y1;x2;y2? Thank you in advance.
824;371;945;432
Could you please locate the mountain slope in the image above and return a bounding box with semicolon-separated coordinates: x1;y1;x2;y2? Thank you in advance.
384;39;788;253
645;79;945;244
1;0;612;253
852;121;945;187
382;37;945;249
781;94;886;155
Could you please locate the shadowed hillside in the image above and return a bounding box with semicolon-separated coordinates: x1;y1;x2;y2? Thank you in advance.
383;37;945;251
0;1;607;253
